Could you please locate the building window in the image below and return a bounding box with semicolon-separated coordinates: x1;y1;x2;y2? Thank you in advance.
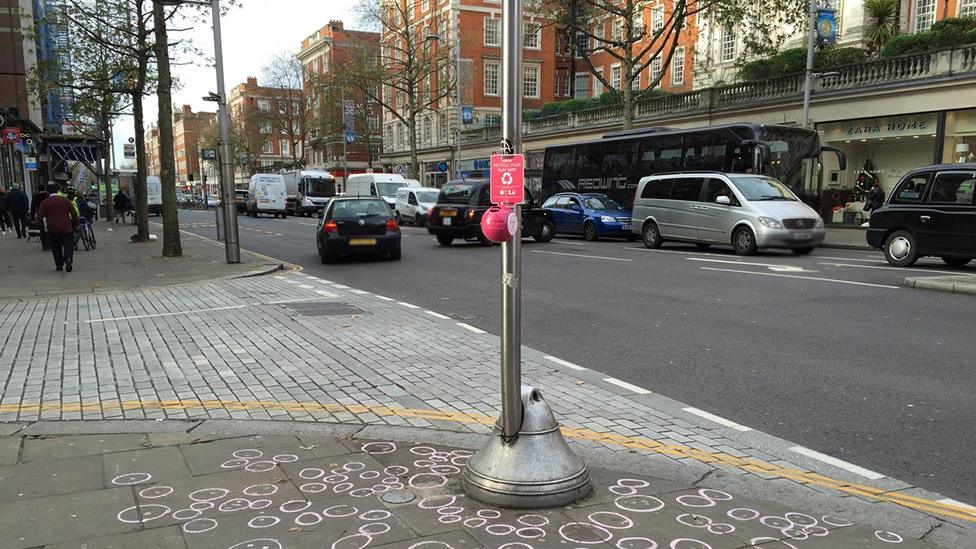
484;61;500;96
423;117;432;145
563;73;571;96
961;0;976;17
652;7;664;33
914;0;936;32
369;144;381;162
484;17;500;46
593;68;604;96
257;99;270;112
439;114;448;141
632;71;640;90
671;47;685;86
523;65;540;98
397;124;405;150
260;121;272;134
632;8;643;37
574;73;589;99
262;140;274;154
524;22;541;48
650;55;662;84
555;73;562;97
720;27;736;62
593;21;604;44
485;114;501;127
421;0;429;12
575;32;589;57
613;17;625;42
368;112;380;131
280;140;290;156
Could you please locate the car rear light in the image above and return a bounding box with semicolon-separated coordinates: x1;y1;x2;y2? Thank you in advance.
385;218;398;232
467;209;476;222
323;220;338;233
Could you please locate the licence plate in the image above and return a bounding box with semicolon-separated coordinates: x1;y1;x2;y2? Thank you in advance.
349;238;377;246
792;233;813;240
440;210;457;217
443;217;452;226
621;224;631;231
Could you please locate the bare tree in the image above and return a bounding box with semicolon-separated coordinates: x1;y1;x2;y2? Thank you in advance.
261;53;316;169
229;106;269;179
351;0;454;179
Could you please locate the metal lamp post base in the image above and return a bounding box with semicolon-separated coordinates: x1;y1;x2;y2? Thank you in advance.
463;386;592;509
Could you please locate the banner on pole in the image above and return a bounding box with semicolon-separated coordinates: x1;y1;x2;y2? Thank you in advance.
816;9;837;47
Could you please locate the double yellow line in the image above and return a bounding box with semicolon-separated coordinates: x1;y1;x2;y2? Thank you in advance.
3;399;974;523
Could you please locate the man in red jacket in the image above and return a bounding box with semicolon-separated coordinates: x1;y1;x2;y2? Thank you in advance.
37;184;80;272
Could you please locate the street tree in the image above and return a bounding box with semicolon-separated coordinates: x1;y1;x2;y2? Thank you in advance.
350;0;455;179
228;104;270;178
546;0;807;130
260;53;315;169
152;0;180;256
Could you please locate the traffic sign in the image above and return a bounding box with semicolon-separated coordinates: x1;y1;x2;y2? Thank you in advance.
1;127;21;144
437;161;449;173
123;144;136;159
345;130;355;144
394;163;407;175
202;148;217;161
24;157;37;171
490;154;524;205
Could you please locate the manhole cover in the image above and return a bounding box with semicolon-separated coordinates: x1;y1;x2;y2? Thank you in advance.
381;490;416;504
282;302;366;316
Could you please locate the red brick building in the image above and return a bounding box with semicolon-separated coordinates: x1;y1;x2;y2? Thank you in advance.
298;20;383;184
144;105;216;187
228;77;305;184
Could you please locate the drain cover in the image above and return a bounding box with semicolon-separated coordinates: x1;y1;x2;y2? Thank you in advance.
381;490;416;504
283;302;365;316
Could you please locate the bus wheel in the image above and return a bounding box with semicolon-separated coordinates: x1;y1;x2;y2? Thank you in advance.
642;222;663;249
733;227;758;256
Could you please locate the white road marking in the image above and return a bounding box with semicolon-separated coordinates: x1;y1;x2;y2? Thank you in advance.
282;278;300;284
937;498;976;512
314;278;333;284
350;289;369;295
553;240;586;246
456;322;488;334
425;310;451;320
819;262;976;277
603;377;652;394
789;446;885;480
625;247;723;258
87;305;246;324
687;257;815;273
297;284;314;289
373;295;394;301
333;284;351;289
542;355;586;371
531;250;632;262
682;407;753;432
819;256;886;263
699;267;900;289
398;302;420;309
314;290;338;298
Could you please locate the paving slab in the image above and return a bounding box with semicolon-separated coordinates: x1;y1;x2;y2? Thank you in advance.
21;433;148;462
103;445;193;486
0;424;25;436
0;486;136;548
44;525;188;549
177;435;317;476
0;454;104;499
0;436;20;466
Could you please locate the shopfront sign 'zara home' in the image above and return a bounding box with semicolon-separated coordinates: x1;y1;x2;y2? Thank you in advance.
822;114;938;142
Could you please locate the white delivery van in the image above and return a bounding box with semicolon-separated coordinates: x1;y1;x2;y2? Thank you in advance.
281;169;337;216
345;173;420;210
247;174;288;218
395;187;441;226
145;176;163;216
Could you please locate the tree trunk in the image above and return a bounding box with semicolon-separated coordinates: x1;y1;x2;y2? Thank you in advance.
621;78;634;130
153;0;181;256
131;90;150;242
101;113;113;222
407;113;419;180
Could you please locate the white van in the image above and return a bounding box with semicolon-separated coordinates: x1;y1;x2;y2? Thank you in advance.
395;187;441;226
145;176;163;216
345;173;420;210
247;174;288;218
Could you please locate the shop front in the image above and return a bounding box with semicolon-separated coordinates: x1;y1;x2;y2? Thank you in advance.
818;108;976;225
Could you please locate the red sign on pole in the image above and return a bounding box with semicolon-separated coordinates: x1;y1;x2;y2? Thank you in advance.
490;154;524;205
1;127;21;144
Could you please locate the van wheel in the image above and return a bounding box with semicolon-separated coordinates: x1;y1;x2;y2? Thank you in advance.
732;227;757;256
941;256;972;268
534;222;555;243
642;222;662;249
582;222;598;241
884;230;918;267
436;234;454;247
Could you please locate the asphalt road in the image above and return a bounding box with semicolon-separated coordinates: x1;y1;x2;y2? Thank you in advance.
178;208;976;503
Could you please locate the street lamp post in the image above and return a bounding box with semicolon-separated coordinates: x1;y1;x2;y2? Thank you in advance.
801;0;818;128
162;0;239;263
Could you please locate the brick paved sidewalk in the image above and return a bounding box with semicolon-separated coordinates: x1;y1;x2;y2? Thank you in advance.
0;272;973;547
0;427;938;549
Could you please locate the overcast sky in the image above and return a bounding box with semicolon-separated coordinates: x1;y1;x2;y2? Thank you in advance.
114;0;359;164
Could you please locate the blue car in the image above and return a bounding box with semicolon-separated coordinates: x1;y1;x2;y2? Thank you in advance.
542;192;636;241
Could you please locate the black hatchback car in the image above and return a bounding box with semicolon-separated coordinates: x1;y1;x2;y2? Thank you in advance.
316;197;401;262
426;179;555;246
867;164;976;267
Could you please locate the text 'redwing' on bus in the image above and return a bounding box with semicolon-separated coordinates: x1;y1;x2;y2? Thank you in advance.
541;124;846;210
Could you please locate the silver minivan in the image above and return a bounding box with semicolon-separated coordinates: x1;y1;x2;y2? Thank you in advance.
632;173;825;255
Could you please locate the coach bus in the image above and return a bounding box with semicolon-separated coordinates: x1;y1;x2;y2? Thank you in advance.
541;123;846;210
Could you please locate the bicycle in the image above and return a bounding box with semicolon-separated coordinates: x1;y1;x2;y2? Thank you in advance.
79;217;96;251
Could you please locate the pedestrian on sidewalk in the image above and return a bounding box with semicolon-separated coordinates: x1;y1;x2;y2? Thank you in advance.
37;184;79;272
113;189;130;224
0;188;11;235
5;185;29;239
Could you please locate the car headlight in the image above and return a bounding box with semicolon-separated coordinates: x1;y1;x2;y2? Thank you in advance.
302;197;314;206
758;216;783;229
815;217;824;228
600;215;616;223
